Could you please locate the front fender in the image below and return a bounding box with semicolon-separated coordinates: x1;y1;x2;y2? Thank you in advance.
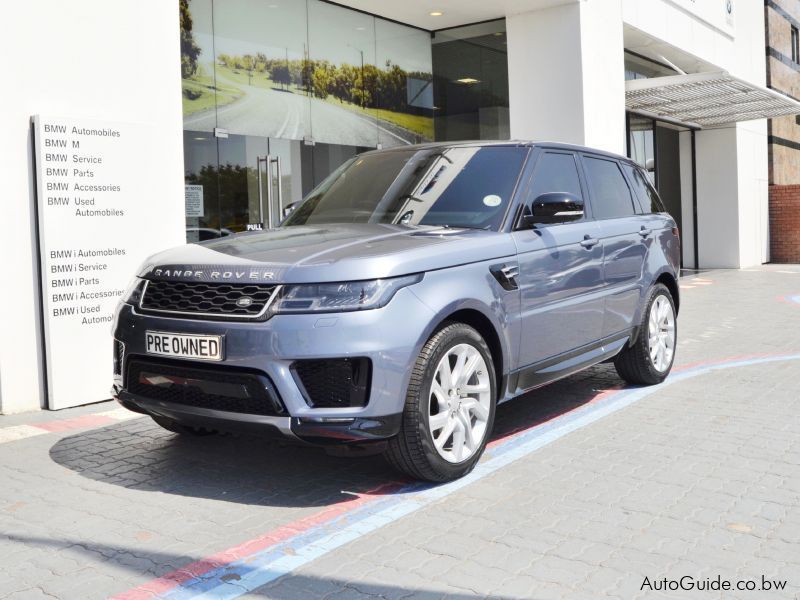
405;260;521;382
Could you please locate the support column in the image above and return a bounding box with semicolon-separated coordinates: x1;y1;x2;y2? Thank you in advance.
506;0;626;154
694;121;768;268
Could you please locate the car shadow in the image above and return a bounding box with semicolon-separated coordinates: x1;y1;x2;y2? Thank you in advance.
48;364;622;509
2;533;520;599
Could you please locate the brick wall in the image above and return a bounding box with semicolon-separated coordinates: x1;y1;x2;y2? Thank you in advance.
769;184;800;262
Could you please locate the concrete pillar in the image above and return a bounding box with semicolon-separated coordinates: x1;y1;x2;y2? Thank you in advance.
506;0;626;154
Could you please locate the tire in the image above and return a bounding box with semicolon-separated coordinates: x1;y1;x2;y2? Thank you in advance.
385;322;497;482
151;415;218;436
614;283;677;385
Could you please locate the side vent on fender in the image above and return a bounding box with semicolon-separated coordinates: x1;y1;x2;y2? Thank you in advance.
490;263;520;291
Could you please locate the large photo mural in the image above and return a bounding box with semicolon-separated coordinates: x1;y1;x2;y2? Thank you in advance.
180;0;434;147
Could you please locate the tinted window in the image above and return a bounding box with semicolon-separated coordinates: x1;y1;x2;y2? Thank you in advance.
583;157;636;219
284;146;528;231
622;163;667;214
527;152;583;201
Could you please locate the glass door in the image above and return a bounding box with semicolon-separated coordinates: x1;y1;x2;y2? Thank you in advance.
183;130;370;241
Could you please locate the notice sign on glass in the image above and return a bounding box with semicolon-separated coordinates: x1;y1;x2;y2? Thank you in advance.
185;184;204;217
32;115;183;409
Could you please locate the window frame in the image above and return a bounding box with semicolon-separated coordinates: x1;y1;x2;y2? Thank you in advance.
578;153;638;221
620;160;667;215
792;25;800;64
512;148;592;229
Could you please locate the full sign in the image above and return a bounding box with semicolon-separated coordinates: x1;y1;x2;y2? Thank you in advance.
32;115;184;409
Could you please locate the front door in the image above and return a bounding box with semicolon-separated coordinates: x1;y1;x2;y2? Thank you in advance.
511;150;605;371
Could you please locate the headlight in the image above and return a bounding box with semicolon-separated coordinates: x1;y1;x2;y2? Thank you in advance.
121;277;146;305
272;274;422;314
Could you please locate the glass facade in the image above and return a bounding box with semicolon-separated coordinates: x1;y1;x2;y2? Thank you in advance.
431;20;510;141
180;0;441;240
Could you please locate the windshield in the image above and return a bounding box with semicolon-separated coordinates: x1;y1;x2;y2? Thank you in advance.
283;145;529;231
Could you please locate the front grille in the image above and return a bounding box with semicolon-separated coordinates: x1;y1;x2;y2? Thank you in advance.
139;280;277;320
126;358;285;416
291;358;371;408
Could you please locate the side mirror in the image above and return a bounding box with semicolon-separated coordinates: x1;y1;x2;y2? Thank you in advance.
522;192;584;227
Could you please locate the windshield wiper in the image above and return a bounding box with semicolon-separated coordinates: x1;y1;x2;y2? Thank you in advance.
435;224;492;231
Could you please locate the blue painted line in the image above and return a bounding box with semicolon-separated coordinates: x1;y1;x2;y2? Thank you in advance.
164;353;800;599
789;294;800;304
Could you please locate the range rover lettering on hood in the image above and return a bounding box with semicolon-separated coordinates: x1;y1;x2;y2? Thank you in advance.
148;267;278;282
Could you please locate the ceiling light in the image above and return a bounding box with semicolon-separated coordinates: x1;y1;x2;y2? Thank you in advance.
356;26;366;31
429;11;443;16
456;77;480;84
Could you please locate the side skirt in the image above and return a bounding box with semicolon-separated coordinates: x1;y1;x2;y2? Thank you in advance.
503;330;633;400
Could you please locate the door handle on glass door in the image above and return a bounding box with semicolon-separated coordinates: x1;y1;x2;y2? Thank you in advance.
580;235;599;249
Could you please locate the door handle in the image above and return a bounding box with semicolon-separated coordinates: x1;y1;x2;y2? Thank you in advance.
580;235;599;249
272;156;283;222
256;155;270;227
639;227;652;238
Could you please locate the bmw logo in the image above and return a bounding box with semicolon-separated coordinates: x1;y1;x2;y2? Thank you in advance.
236;296;254;308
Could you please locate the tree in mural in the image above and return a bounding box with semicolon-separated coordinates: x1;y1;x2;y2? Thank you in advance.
179;0;201;79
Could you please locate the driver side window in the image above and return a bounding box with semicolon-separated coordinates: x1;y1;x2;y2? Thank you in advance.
527;152;584;204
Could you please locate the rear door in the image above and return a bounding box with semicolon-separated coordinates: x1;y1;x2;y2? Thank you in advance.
580;154;647;339
511;150;605;369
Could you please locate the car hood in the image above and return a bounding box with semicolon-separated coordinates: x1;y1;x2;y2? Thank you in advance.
139;223;516;283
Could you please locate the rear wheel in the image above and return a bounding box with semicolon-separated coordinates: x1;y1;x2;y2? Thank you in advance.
614;283;677;385
385;322;497;482
151;415;218;436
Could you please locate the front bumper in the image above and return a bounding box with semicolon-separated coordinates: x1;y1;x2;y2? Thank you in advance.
112;286;433;444
113;386;401;444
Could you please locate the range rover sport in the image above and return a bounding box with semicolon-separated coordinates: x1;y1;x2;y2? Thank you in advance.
112;141;680;482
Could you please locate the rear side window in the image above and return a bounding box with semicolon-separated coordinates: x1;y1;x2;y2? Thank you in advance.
527;152;583;201
622;163;667;214
582;156;636;219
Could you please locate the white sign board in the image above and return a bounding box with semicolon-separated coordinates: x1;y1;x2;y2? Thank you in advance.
32;115;184;409
185;184;204;217
668;0;734;36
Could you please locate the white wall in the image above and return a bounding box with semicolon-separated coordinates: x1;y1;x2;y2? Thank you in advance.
623;0;769;268
695;128;740;268
0;0;185;413
507;0;626;154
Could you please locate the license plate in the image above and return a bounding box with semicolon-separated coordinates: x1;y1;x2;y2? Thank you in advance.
145;331;223;361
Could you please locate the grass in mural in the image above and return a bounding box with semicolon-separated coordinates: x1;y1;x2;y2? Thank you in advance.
324;98;434;140
216;65;281;92
182;71;242;117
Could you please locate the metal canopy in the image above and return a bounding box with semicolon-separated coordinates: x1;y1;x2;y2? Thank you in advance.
625;71;800;129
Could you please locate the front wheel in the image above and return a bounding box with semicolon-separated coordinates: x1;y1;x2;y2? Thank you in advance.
385;322;497;482
614;283;677;385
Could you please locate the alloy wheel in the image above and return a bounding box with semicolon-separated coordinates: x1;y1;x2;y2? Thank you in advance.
648;295;675;373
428;343;491;463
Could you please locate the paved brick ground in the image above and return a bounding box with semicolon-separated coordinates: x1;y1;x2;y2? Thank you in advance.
1;266;799;599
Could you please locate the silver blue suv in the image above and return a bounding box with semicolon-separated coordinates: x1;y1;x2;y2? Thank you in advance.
112;142;680;482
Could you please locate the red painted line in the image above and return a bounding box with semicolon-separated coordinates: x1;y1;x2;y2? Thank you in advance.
33;414;115;433
487;386;622;449
111;480;406;600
